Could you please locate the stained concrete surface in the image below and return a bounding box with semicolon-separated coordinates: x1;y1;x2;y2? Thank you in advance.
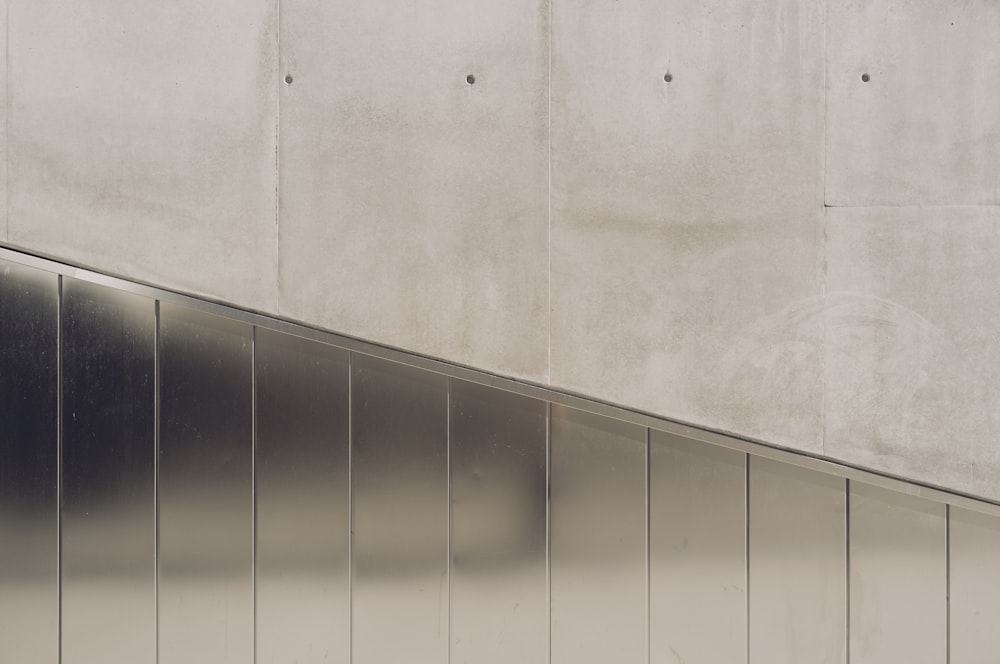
277;0;549;380
550;0;826;452
6;0;279;311
1;1;1000;500
826;206;1000;498
826;0;1000;206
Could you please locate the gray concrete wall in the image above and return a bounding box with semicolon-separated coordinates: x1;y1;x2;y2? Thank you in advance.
3;0;999;500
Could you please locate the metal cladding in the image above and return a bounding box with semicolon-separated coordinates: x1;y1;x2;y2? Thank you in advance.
2;251;1000;663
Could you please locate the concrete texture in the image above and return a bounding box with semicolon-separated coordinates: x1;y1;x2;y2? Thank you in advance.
826;0;1000;206
2;1;1000;500
550;0;827;451
277;0;549;380
6;0;279;311
825;207;1000;499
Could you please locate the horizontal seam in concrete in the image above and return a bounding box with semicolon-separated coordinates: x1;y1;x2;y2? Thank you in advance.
823;203;1000;209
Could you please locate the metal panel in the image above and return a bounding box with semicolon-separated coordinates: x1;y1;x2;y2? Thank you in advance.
649;431;745;664
256;328;350;664
950;506;1000;664
749;457;846;664
61;279;156;664
158;303;253;664
351;354;448;664
0;260;58;663
849;482;946;664
450;380;547;664
550;405;645;664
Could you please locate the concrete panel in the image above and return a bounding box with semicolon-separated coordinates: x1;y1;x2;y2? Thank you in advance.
278;0;549;380
825;207;1000;499
551;0;826;450
7;0;278;310
0;1;6;243
827;0;1000;206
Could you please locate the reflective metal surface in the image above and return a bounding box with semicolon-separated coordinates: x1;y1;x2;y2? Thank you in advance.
3;245;999;520
0;260;58;664
255;329;350;664
649;430;745;664
550;405;645;664
849;482;946;664
158;303;253;664
7;247;1000;663
61;279;156;664
450;380;547;664
950;506;1000;664
351;354;448;664
748;457;846;664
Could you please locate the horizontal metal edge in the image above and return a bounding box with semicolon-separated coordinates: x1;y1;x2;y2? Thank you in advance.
3;243;999;518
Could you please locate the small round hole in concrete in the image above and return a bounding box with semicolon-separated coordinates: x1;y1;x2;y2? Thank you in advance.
284;74;293;85
663;73;673;83
861;73;870;83
466;74;476;85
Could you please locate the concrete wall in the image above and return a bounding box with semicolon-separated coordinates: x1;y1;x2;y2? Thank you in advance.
3;0;999;500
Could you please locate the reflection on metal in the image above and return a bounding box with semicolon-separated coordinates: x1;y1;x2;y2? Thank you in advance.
256;328;350;664
950;507;1000;663
0;261;58;664
158;304;254;664
550;406;645;664
61;279;156;664
650;430;745;664
351;354;448;664
749;457;846;664
850;482;946;664
2;249;1000;663
450;380;547;664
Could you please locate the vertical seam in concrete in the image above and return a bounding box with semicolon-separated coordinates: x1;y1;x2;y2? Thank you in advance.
820;0;830;458
446;376;452;664
845;479;851;664
274;0;281;313
546;0;553;386
946;503;951;664
4;0;9;244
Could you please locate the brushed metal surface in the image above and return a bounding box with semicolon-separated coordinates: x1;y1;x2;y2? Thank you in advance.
950;506;1000;664
158;303;253;664
351;354;448;664
256;328;350;664
649;430;745;664
61;279;156;664
0;260;59;663
849;482;946;664
3;247;1000;521
550;405;645;664
450;380;547;664
749;457;846;664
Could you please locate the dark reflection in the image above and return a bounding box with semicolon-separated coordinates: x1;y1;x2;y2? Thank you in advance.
158;303;252;664
0;261;59;663
61;279;155;664
450;380;546;664
550;405;646;664
351;353;447;664
256;328;349;664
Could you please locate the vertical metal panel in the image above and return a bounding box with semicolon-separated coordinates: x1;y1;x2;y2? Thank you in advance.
550;405;645;664
61;279;156;664
950;506;1000;664
256;328;350;664
749;457;846;664
158;303;253;664
0;260;58;663
450;380;547;664
849;482;946;664
649;431;745;664
351;354;448;664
